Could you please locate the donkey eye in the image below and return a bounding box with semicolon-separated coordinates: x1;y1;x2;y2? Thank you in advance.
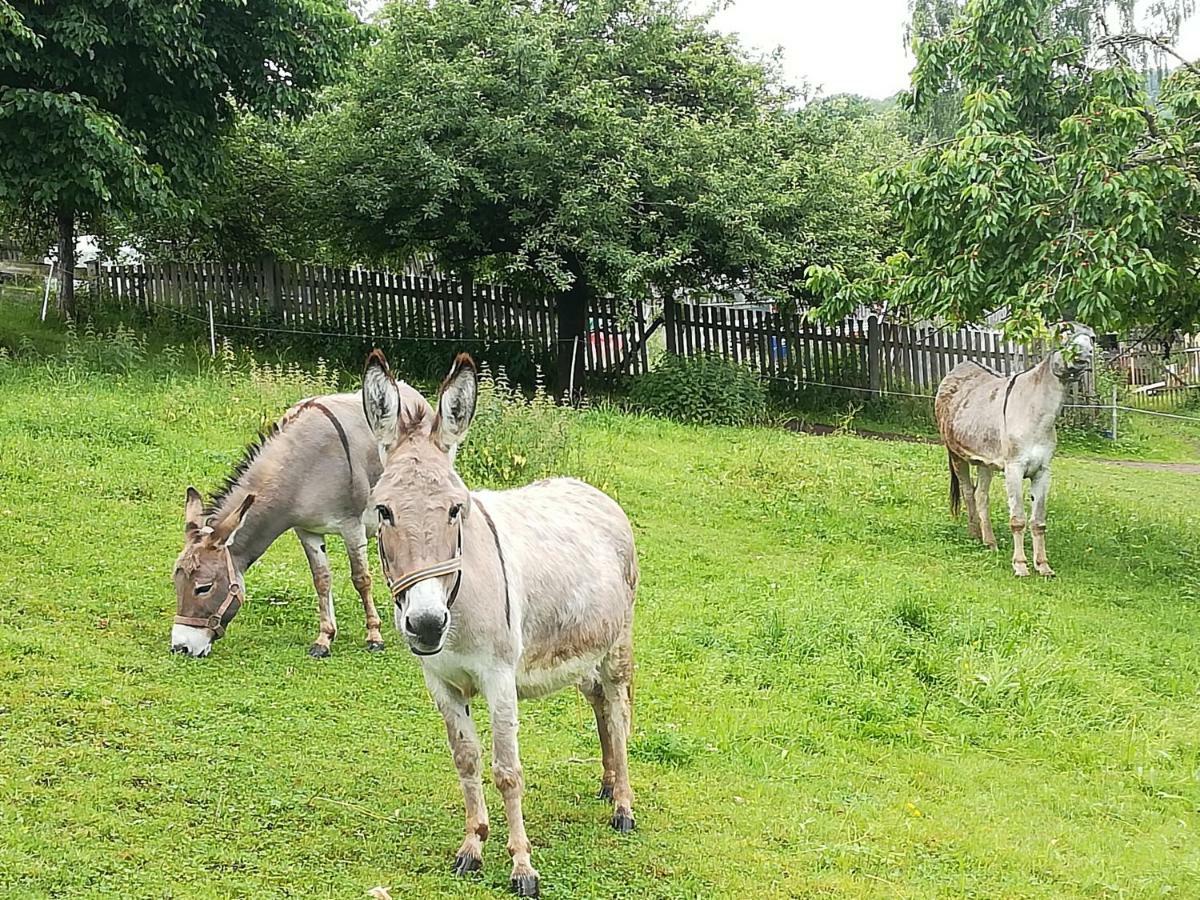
376;504;395;526
195;583;213;595
449;503;463;520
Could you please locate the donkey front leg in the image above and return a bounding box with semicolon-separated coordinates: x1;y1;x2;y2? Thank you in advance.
1003;464;1030;578
428;675;489;877
484;678;539;897
343;525;385;651
974;466;998;550
296;529;336;657
1030;467;1055;577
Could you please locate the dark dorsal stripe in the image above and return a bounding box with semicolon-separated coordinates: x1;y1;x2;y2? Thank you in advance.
1002;371;1022;420
299;399;354;477
474;497;511;630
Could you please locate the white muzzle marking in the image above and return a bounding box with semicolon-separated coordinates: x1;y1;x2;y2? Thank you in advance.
171;623;214;657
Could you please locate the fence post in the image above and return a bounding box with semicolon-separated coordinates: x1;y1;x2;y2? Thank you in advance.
1111;384;1119;441
664;291;677;355
263;256;283;319
867;315;882;395
461;271;476;340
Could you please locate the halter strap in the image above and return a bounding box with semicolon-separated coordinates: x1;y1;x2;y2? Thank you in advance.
172;544;242;638
383;499;510;628
388;521;464;606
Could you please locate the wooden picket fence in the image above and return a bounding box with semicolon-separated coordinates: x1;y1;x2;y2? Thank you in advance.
101;259;655;379
1118;335;1200;409
104;259;1198;414
666;302;1067;397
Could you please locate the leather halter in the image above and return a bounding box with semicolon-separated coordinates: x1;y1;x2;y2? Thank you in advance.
385;520;464;609
173;544;242;639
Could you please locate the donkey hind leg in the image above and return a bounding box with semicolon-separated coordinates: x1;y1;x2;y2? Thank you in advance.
1003;464;1030;578
428;676;489;877
1030;467;1055;577
598;633;635;833
343;524;385;651
974;466;998;550
483;677;539;897
296;529;336;657
579;676;616;800
951;454;980;539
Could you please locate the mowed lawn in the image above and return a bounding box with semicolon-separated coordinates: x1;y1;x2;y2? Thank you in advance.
2;338;1200;897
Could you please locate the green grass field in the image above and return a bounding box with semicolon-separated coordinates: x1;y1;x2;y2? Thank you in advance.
3;299;1200;898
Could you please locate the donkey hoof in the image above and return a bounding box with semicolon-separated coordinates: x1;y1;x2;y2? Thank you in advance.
452;852;482;876
1036;566;1056;578
611;811;636;833
1013;564;1030;578
307;643;332;659
510;873;540;897
596;783;614;801
365;640;386;653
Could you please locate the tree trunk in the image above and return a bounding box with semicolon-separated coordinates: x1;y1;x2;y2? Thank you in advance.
555;262;589;403
56;209;75;319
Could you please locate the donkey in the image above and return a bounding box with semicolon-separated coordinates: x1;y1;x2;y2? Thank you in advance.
935;323;1095;577
171;385;432;658
363;350;638;898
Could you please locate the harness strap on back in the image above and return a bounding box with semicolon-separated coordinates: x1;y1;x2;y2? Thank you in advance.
475;498;511;630
1002;371;1022;421
300;400;354;476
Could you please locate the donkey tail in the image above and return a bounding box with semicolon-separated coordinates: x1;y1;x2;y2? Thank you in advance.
948;450;961;518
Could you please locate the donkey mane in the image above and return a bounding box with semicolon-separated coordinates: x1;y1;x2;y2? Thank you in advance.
204;420;282;517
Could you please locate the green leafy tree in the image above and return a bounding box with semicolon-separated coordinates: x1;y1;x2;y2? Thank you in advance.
810;0;1200;340
112;116;319;264
306;0;825;394
0;0;359;316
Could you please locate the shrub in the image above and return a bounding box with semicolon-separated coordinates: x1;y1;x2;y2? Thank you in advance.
628;353;767;427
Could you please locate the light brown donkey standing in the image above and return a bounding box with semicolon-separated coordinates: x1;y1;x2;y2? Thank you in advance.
363;350;638;898
935;323;1095;577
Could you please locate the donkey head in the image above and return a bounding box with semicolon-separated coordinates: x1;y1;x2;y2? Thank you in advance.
364;350;478;656
170;487;255;657
1051;321;1096;381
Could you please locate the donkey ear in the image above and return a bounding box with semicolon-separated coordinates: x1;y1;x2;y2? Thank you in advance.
209;494;255;548
434;353;478;457
362;349;399;448
184;486;205;538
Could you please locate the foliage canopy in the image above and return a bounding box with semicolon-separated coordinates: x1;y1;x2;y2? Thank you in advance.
0;0;359;308
813;0;1200;339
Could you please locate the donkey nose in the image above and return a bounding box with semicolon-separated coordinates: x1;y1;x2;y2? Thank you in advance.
405;611;448;646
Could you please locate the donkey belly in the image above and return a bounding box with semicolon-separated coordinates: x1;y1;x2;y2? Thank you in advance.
516;649;606;700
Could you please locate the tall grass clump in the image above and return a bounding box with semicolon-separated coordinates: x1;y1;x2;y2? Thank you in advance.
455;364;578;488
628;354;767;426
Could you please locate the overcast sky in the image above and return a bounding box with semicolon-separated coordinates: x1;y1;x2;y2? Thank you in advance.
358;1;1200;100
705;0;1200;100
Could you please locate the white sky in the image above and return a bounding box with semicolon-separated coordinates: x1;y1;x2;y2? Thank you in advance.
704;0;1200;100
358;1;1200;100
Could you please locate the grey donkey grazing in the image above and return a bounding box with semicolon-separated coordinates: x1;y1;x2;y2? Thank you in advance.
935;322;1095;577
363;350;638;898
171;384;432;658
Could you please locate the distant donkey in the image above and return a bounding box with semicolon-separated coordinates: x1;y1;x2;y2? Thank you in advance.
363;350;638;898
171;383;431;658
935;323;1095;577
